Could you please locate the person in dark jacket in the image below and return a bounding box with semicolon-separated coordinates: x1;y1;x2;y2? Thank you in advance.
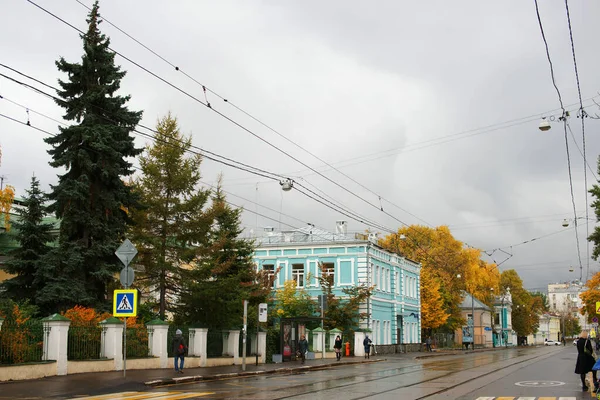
363;335;372;359
298;335;309;364
172;329;187;374
575;330;598;391
334;335;343;361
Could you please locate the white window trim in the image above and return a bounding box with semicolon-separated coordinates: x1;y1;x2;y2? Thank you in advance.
292;263;305;288
337;258;355;286
277;260;288;288
307;259;319;287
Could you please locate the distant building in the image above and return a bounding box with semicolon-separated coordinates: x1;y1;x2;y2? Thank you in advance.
252;221;422;345
456;293;494;348
548;282;586;333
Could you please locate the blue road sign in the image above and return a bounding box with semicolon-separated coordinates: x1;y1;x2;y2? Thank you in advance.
113;289;137;317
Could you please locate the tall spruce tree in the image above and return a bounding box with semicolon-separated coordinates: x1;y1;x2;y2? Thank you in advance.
177;181;267;329
40;1;142;311
2;176;53;307
129;113;211;319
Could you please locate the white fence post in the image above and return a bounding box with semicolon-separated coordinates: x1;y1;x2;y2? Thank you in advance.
100;317;124;371
258;331;267;364
188;327;208;367
42;314;71;376
354;331;366;357
146;319;170;368
228;330;240;365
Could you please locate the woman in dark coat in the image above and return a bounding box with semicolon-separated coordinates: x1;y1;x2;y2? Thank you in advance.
334;335;343;361
575;330;598;391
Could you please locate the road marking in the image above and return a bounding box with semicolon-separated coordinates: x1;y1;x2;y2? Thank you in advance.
515;380;566;387
69;392;214;400
475;398;576;400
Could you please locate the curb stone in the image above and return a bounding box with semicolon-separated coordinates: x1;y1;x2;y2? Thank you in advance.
144;359;386;386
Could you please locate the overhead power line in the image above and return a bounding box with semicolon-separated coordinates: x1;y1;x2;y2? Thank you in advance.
564;0;592;282
0;74;395;234
533;0;584;282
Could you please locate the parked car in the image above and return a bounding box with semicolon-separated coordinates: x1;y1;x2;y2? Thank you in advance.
544;340;560;346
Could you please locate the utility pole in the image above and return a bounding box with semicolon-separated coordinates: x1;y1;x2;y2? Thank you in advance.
242;300;248;371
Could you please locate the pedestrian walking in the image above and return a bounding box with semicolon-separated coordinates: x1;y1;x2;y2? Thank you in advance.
426;336;432;352
298;334;309;364
334;335;343;361
172;329;187;374
575;330;598;392
363;335;372;359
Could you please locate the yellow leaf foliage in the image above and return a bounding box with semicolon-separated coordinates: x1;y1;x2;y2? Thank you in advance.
420;267;448;329
380;225;500;329
579;271;600;322
0;185;15;231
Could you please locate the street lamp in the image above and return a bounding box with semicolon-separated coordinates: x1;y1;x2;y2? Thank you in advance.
457;274;475;349
280;179;293;191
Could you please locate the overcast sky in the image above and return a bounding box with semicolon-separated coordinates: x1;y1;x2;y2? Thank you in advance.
2;0;600;291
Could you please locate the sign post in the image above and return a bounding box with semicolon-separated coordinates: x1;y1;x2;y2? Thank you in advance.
242;300;248;371
115;239;138;378
257;303;267;366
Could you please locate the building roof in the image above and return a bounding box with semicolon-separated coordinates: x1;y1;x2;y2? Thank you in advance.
459;292;489;310
256;226;364;246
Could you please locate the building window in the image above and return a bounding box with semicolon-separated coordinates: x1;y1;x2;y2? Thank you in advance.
322;262;335;281
292;264;304;288
375;266;380;290
387;269;391;292
395;272;399;295
263;264;275;288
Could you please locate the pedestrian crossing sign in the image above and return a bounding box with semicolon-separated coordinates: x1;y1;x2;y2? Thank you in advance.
113;289;137;317
597;301;600;314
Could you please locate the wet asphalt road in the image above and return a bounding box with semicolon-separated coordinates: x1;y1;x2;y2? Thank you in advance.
0;346;589;399
142;345;584;399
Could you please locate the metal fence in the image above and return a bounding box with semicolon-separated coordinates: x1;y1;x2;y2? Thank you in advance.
0;319;45;364
432;333;456;349
207;331;225;358
126;326;149;358
68;324;102;360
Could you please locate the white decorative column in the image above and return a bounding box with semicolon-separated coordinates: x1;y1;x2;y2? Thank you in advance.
42;314;71;376
146;319;170;368
258;331;266;364
227;330;241;365
354;331;366;357
329;329;341;351
100;317;124;371
312;328;324;352
0;317;3;332
224;330;240;364
189;328;208;367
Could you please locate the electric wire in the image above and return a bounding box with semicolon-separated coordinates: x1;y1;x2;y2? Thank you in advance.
564;0;592;281
25;0;407;230
0;109;309;231
534;0;584;281
72;0;430;226
0;78;395;234
16;2;583;270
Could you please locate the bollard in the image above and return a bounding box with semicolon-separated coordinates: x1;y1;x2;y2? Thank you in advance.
345;341;350;357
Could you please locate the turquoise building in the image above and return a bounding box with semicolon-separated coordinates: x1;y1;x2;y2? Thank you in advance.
253;222;421;345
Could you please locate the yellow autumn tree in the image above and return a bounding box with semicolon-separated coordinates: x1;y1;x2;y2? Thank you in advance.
420;267;448;330
271;280;317;318
380;225;500;330
579;271;600;323
0;184;15;231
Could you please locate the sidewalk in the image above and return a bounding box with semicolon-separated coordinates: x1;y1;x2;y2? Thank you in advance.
0;356;388;399
0;347;508;399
